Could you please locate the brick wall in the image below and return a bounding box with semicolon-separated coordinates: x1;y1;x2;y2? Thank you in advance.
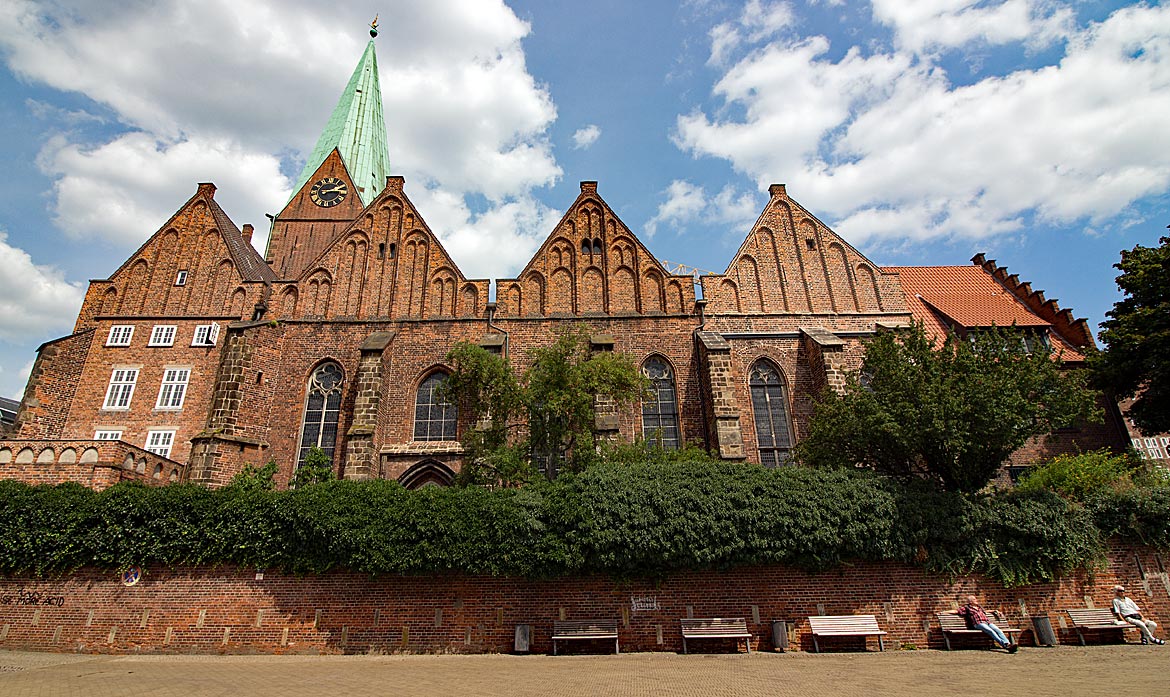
0;544;1164;655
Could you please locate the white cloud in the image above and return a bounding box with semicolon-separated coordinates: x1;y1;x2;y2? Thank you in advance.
708;0;794;65
1;0;561;256
37;132;290;251
572;125;602;150
870;0;1074;54
645;180;762;237
0;230;85;343
679;3;1170;245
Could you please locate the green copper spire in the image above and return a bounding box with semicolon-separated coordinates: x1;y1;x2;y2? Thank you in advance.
289;39;390;207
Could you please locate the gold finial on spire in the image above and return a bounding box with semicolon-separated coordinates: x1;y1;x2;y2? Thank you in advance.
369;14;379;38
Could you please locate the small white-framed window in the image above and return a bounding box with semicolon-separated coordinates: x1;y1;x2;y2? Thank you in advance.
144;430;176;458
94;430;123;441
106;325;135;347
148;325;177;347
192;322;220;347
155;368;191;410
102;368;139;410
175;270;188;286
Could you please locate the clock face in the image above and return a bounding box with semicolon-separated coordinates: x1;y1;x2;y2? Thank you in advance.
309;177;348;207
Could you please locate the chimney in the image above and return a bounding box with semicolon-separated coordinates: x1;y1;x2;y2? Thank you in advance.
241;224;254;244
580;181;598;194
197;182;217;199
768;184;786;197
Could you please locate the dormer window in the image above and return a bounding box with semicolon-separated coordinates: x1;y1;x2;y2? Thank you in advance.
175;270;188;286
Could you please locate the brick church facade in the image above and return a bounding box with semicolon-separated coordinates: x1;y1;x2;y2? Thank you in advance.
0;39;1129;490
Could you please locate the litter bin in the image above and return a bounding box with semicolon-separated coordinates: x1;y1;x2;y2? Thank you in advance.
771;620;790;651
514;624;532;653
1031;615;1057;646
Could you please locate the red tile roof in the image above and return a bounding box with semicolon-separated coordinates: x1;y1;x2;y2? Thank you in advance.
883;265;1084;361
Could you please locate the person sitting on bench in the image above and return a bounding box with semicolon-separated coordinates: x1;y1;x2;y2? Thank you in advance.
1112;585;1164;645
954;595;1017;653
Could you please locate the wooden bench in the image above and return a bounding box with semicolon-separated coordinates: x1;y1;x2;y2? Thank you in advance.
549;622;622;654
936;613;1023;650
808;615;887;653
1066;608;1140;646
680;618;752;654
551;619;619;655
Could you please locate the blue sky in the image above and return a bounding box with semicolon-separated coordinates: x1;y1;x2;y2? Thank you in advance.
0;0;1167;399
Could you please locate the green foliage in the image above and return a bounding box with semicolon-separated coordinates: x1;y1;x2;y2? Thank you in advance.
797;323;1102;493
290;447;335;489
1;455;1150;586
1090;235;1170;433
1016;450;1139;501
227;461;278;491
443;325;648;483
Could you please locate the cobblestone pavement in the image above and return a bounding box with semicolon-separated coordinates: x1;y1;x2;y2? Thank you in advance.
0;645;1163;697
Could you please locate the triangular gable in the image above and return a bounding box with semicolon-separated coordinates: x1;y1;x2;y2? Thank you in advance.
275;176;488;320
496;181;694;318
701;184;905;316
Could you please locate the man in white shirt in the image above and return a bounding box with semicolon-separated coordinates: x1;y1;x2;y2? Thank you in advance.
1112;585;1165;645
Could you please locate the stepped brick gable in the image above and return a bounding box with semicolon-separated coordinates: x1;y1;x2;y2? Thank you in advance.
497;182;695;319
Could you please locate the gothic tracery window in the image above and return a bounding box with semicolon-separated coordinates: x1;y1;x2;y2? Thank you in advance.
749;359;792;467
298;362;344;467
641;357;680;449
414;371;457;441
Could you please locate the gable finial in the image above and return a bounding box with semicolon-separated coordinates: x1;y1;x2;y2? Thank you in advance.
369;14;379;38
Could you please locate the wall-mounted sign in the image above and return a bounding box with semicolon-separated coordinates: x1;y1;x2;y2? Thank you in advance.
121;567;142;586
631;595;659;612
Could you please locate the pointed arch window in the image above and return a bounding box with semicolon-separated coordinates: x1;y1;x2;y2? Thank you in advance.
641;357;680;449
749;360;792;467
414;372;457;441
298;362;344;467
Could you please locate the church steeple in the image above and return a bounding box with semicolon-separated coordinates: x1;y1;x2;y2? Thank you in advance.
266;33;392;279
288;38;390;207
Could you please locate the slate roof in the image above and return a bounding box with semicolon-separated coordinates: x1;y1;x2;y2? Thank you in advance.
885;264;1085;361
207;197;277;282
0;396;19;426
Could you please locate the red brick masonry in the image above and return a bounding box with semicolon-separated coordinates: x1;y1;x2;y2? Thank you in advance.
1;544;1165;655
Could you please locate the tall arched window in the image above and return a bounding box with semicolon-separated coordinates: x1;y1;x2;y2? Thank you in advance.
642;357;680;449
414;372;457;441
298;362;344;467
749;360;792;467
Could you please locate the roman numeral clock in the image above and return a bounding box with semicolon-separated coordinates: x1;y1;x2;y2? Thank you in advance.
309;176;348;207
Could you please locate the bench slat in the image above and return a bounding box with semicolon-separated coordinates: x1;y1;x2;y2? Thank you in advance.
935;613;1022;650
1065;608;1137;646
807;615;887;653
551;619;620;655
679;618;752;654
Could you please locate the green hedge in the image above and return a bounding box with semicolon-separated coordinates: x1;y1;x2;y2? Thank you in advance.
0;457;1155;585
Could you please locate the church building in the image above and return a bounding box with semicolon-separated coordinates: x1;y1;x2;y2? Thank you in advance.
0;36;1128;490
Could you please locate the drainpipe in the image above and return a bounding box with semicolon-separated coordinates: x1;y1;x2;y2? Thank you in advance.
486;301;508;360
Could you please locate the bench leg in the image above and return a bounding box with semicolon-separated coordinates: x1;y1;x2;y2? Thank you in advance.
615;638;620;655
553;639;558;656
682;636;687;654
1077;629;1086;647
813;635;820;654
745;636;751;654
943;633;952;651
878;636;884;652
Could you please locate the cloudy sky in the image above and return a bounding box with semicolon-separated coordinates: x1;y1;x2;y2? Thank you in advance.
0;0;1167;399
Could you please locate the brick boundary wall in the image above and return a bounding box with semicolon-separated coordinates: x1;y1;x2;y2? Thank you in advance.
1;544;1167;655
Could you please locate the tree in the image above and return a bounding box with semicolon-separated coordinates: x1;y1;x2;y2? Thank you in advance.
796;323;1102;493
290;446;335;489
442;325;648;485
1090;235;1170;434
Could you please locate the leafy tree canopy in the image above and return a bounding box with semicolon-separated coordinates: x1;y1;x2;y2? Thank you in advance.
1090;235;1170;433
442;325;648;485
796;323;1102;493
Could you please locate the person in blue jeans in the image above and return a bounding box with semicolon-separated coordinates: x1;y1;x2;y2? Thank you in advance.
955;595;1018;653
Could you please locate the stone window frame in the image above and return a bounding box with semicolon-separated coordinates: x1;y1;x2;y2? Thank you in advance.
747;358;794;467
296;361;345;469
413;370;457;442
148;325;177;347
102;367;140;411
640;355;681;450
144;429;176;458
106;325;135;347
154;367;191;410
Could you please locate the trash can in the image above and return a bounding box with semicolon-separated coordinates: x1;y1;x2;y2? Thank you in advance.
1031;615;1057;646
771;620;790;651
514;624;532;653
